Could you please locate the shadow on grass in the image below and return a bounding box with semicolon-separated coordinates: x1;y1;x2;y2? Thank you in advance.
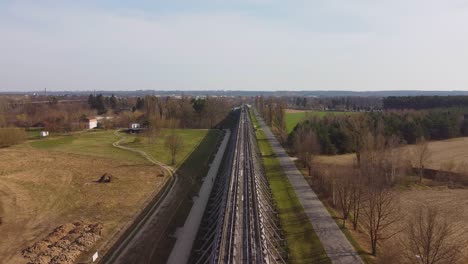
148;111;239;263
148;128;224;263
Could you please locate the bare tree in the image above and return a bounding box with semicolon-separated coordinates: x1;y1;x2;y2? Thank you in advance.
344;114;369;167
145;96;161;143
350;173;364;230
402;206;464;264
362;188;400;256
165;133;183;165
336;174;353;228
413;137;431;183
293;126;320;176
381;135;408;186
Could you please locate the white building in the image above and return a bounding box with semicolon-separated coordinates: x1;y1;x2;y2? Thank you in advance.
130;123;141;129
40;131;49;137
87;118;98;129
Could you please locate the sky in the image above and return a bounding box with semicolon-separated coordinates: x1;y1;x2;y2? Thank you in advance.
1;0;468;91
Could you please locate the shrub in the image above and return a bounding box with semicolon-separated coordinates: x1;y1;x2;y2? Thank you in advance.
0;128;27;147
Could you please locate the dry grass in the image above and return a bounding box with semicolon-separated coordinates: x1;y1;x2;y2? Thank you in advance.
0;146;163;264
285;109;311;113
315;136;468;171
391;188;468;259
304;136;468;262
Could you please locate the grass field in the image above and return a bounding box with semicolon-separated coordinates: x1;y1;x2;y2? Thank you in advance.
0;128;222;263
315;136;468;171
251;111;331;264
0;147;162;263
121;129;218;168
30;130;145;163
285;109;354;134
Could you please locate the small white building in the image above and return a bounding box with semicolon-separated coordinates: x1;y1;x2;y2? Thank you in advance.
40;131;49;137
130;123;141;129
87;118;98;129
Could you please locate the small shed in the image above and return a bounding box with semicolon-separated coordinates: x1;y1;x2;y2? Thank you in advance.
87;118;98;129
130;123;141;129
40;131;49;137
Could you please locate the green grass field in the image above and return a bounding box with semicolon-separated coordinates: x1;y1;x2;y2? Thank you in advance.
285;110;354;134
30;130;145;162
29;129;220;167
251;111;331;264
121;129;221;168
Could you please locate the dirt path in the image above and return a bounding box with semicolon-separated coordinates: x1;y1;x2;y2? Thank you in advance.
100;131;179;263
255;112;363;264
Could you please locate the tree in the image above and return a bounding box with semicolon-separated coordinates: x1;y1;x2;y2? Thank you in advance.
145;96;161;143
344;114;369;167
336;174;353;228
293;126;320;176
135;97;145;110
191;98;206;127
350;173;364;230
48;96;58;105
109;94;118;110
380;135;407;186
88;94;107;115
165;133;183;165
362;188;400;256
413;137;431;183
402;206;464;264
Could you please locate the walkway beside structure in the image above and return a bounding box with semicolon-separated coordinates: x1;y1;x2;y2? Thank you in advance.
255;113;363;264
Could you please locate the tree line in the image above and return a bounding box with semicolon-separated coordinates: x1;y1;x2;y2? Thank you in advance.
253;96;288;142
0;94;236;149
290;109;467;156
287;96;383;111
383;96;468;110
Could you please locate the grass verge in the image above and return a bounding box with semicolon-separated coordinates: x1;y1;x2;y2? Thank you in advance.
250;110;331;264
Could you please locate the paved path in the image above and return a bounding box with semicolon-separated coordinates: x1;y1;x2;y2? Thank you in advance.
255;113;363;264
167;129;231;264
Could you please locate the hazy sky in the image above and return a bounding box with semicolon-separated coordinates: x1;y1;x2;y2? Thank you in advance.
1;0;468;91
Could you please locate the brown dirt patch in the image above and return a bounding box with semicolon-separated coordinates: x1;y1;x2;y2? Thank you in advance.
0;147;163;264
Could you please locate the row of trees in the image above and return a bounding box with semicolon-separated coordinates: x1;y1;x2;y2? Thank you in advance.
287;96;383;111
290;109;466;156
254;96;288;142
384;96;468;110
143;96;233;141
1;94;235;133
